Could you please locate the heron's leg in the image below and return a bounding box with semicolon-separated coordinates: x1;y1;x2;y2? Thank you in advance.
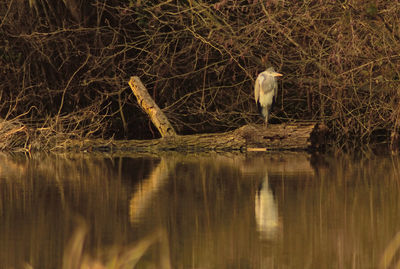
264;109;270;128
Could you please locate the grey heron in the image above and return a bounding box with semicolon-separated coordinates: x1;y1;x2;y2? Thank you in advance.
254;67;282;126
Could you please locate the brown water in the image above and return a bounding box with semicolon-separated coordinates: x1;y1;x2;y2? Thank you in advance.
1;152;400;268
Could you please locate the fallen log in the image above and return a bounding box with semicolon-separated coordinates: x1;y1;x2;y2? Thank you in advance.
60;122;324;152
123;76;325;152
56;117;325;153
53;77;326;153
54;122;323;152
1;77;326;153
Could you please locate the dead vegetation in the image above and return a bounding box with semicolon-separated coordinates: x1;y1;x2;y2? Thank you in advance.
0;0;399;151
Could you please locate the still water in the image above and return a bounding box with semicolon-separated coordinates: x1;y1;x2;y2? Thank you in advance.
1;152;400;268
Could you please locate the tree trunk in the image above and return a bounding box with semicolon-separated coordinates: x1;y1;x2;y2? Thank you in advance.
60;122;326;153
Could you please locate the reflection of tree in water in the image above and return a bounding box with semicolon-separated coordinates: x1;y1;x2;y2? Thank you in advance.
128;153;315;268
129;154;255;267
129;157;172;224
5;152;400;268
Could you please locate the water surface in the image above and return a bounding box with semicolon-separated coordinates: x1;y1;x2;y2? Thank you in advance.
1;152;400;268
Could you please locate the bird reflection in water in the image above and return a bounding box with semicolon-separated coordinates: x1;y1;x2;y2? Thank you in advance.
255;172;279;240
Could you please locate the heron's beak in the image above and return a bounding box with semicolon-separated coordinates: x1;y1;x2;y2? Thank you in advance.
272;72;283;77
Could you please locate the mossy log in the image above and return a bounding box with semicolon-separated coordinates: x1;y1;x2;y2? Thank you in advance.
58;122;325;153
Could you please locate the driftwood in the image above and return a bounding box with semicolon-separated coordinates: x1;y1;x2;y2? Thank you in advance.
56;77;324;153
129;76;176;137
57;121;324;152
127;76;325;152
61;122;324;152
